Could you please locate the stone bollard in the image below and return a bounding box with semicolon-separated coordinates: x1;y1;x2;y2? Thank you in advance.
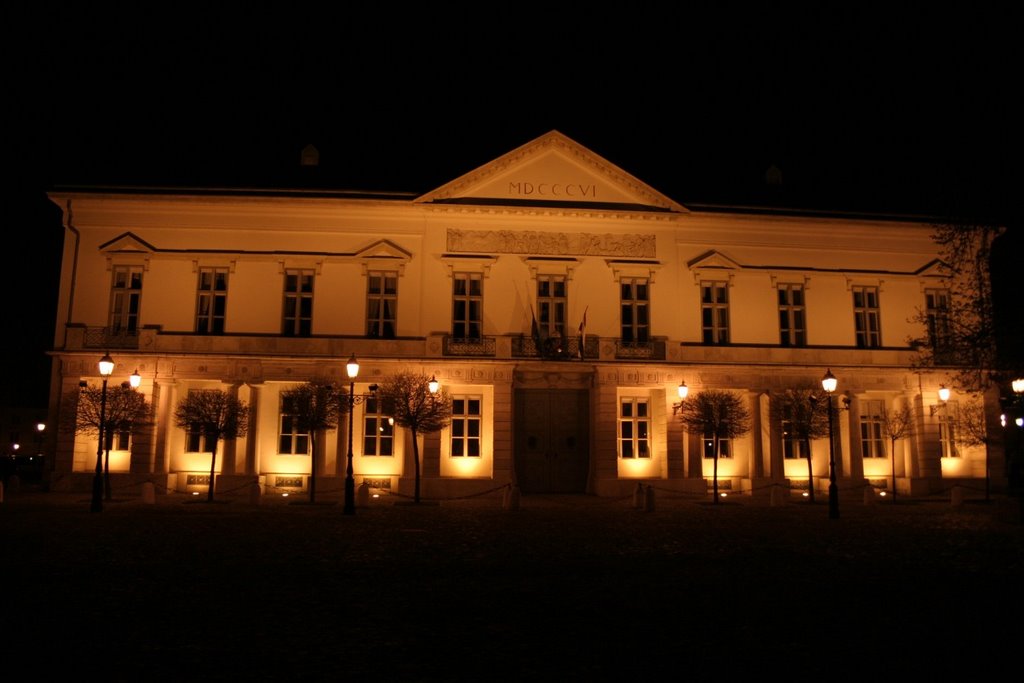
643;485;656;512
633;482;645;509
504;484;521;511
951;485;964;507
141;481;156;504
357;481;371;507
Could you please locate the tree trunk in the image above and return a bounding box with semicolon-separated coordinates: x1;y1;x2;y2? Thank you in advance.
104;445;112;501
712;436;719;503
890;438;898;502
208;440;218;502
804;437;815;503
413;428;421;504
309;431;317;504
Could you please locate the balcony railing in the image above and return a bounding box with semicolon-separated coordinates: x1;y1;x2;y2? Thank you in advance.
442;336;496;357
84;327;139;349
614;339;665;360
512;335;599;360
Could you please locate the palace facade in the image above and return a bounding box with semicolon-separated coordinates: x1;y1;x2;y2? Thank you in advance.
43;131;1004;501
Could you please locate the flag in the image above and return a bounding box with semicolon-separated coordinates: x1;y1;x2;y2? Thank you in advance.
577;306;588;359
530;303;542;355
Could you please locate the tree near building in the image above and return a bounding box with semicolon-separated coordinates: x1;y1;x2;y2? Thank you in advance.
880;404;914;501
678;389;752;503
173;389;249;502
769;389;830;503
280;378;342;504
954;396;997;500
69;383;150;500
910;222;1002;394
376;371;452;504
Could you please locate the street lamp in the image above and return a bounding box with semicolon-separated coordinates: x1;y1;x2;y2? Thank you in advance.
91;353;115;513
344;354;359;515
822;369;839;520
429;374;439;394
129;368;141;388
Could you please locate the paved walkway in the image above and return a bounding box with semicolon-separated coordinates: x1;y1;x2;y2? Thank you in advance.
3;487;1023;681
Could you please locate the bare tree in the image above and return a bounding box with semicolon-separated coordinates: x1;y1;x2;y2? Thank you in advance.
280;378;342;504
173;389;249;502
376;371;452;504
955;397;997;500
69;383;150;500
678;389;752;503
880;404;914;501
910;222;1002;393
769;389;830;503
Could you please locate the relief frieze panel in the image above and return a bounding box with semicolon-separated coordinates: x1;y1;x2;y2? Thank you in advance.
447;228;655;258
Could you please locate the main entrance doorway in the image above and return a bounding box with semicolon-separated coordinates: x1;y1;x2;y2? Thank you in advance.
514;389;590;493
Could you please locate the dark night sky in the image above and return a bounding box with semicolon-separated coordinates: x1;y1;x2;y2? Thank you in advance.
4;6;1022;409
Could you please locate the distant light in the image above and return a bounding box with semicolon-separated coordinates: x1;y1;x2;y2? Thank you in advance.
1012;378;1024;394
802;491;809;498
282;492;289;497
12;443;19;451
1001;414;1007;427
720;492;728;498
372;493;380;499
938;385;951;402
192;491;199;496
879;491;887;497
1017;417;1024;428
36;422;46;432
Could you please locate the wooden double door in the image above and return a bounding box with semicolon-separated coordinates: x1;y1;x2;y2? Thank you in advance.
514;389;590;493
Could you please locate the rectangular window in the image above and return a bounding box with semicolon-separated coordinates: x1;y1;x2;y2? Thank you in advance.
113;425;131;451
778;284;806;347
452;273;483;340
109;265;143;334
450;396;482;457
781;407;809;459
278;394;309;455
367;271;398;338
859;399;886;458
283;269;314;337
196;267;228;335
362;397;394;456
701;281;730;344
620;277;650;344
925;288;951;351
537;275;567;338
619;398;650;458
852;285;881;348
703;434;732;459
939;402;959;458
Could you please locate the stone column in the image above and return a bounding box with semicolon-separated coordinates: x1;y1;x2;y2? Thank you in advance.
152;379;178;476
243;382;262;476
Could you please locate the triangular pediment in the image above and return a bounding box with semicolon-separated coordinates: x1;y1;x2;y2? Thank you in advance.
98;232;156;254
417;130;686;212
687;250;742;270
914;259;949;277
353;239;412;261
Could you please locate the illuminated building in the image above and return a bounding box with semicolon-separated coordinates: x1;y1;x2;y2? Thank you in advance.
44;131;1004;500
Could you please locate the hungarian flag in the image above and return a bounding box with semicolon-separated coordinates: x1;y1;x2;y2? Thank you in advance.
577;306;588;359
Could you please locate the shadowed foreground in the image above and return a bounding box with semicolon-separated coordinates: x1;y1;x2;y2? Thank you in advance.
3;491;1022;681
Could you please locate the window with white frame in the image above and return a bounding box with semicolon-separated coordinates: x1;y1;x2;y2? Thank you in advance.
196;267;228;334
852;285;881;348
283;269;314;337
703;434;732;459
925;288;951;351
367;271;398;338
778;284;806;347
450;396;482;457
620;277;650;344
109;265;143;334
938;401;959;458
362;396;394;456
860;399;886;458
278;394;309;455
619;397;650;458
701;281;729;344
781;406;809;459
537;275;567;339
452;273;483;340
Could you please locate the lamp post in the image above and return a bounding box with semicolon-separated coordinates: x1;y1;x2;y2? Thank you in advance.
822;369;839;520
344;354;359;515
91;353;115;513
